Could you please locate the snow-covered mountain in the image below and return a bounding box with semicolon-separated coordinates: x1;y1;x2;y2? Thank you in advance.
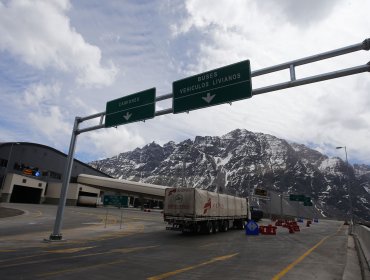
90;129;370;221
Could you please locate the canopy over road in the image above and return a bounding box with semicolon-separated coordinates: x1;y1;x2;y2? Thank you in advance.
77;174;168;200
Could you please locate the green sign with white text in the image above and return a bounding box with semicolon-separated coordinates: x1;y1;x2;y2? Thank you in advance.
289;194;306;202
105;88;156;127
103;195;128;207
172;60;252;114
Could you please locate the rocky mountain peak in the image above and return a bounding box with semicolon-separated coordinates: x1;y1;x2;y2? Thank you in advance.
90;129;370;221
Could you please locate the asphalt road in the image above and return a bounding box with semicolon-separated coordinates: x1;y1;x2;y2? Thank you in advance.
0;203;353;280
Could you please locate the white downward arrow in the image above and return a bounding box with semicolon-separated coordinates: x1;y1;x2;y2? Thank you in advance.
202;92;215;103
123;112;132;121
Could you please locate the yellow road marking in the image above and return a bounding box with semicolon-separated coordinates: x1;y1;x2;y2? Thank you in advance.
96;214;118;225
33;210;42;217
147;253;239;280
45;246;95;253
37;259;125;277
67;252;108;259
83;223;145;242
0;243;159;268
272;224;344;280
111;245;159;253
0;249;16;252
198;242;220;248
0;252;100;268
0;253;50;263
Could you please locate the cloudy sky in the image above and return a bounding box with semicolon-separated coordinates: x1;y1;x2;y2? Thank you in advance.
0;0;369;164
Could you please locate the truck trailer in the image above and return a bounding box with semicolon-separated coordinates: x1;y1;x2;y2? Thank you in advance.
164;187;251;234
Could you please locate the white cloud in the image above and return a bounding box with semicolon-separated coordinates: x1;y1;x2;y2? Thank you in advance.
0;0;117;87
28;105;70;138
1;0;369;165
24;82;61;107
84;127;146;159
162;0;370;164
16;82;71;147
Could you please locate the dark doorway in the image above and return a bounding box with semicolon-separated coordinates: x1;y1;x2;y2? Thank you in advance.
10;185;42;204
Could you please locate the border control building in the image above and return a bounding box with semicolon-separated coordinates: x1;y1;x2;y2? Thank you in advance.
0;142;110;206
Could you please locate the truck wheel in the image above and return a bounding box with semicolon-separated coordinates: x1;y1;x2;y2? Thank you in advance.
222;221;229;232
207;222;213;234
239;220;245;230
213;221;219;233
195;224;201;233
235;220;245;230
241;222;245;230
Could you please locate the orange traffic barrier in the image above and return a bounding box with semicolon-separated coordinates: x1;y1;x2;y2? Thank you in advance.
275;220;283;226
259;225;277;235
288;225;295;234
267;224;277;235
259;226;264;234
259;226;266;234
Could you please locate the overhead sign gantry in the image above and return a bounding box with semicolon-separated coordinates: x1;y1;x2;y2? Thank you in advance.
48;38;370;241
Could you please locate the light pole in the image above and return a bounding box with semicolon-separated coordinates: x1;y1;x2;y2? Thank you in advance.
182;143;190;188
279;192;284;220
182;157;186;188
336;146;353;224
139;149;143;182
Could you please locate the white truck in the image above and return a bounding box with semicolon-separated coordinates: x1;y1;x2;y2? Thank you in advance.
164;187;251;234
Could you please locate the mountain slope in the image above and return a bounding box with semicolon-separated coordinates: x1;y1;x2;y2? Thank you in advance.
90;129;370;221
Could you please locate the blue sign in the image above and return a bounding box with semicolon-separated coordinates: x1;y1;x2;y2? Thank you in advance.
246;220;259;235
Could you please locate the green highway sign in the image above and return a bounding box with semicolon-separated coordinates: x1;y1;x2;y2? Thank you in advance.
289;194;306;202
303;196;312;206
105;88;156;128
172;60;252;114
103;195;128;207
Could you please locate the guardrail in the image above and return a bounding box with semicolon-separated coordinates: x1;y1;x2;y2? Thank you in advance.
353;224;370;274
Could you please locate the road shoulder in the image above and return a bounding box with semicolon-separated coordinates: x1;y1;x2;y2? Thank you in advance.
342;235;362;280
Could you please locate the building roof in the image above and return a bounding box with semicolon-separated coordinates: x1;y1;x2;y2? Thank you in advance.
0;142;111;178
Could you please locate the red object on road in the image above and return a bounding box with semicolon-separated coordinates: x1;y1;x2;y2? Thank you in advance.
275;220;283;226
259;225;277;235
259;225;266;234
267;224;277;235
